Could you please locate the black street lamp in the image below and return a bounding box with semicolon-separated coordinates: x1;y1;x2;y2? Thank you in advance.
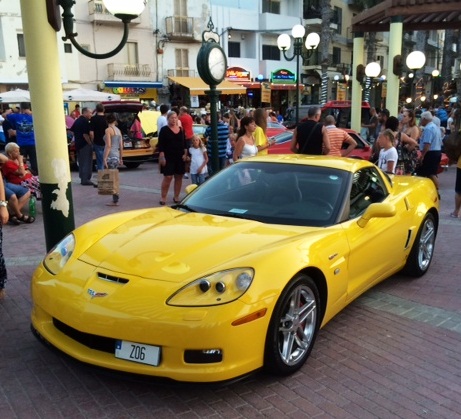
277;24;319;125
47;0;146;59
197;18;228;174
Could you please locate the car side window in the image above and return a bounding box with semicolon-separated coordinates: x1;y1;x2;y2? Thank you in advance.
349;167;388;219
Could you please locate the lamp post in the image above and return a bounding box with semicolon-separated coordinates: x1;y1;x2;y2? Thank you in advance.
277;25;319;125
22;0;145;251
363;61;381;104
406;51;426;105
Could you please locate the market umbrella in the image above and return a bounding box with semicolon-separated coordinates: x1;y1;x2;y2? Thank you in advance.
0;88;31;103
62;88;120;102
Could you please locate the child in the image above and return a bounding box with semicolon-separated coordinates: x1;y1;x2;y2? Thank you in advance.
226;132;237;165
189;135;208;185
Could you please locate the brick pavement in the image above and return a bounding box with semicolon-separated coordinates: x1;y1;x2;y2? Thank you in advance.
1;161;461;418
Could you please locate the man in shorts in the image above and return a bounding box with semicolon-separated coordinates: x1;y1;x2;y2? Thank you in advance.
416;111;442;194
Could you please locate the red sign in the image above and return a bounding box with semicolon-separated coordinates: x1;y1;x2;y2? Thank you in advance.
226;67;251;81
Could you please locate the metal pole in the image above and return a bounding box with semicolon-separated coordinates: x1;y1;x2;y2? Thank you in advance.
207;86;221;174
296;52;300;126
20;0;75;251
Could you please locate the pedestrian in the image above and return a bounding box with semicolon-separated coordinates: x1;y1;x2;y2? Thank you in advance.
7;102;38;174
0;174;9;299
253;108;275;155
450;154;461;218
416;111;442;193
361;107;378;142
71;107;94;185
90;103;107;172
376;129;398;174
290;105;330;155
178;106;194;179
103;113;123;206
156;104;169;134
324;115;357;156
233;116;259;161
188;135;208;185
204;114;229;175
158;111;187;205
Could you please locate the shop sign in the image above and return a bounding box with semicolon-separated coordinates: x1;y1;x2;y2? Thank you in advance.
271;69;295;84
226;67;251;82
261;82;271;104
112;87;147;95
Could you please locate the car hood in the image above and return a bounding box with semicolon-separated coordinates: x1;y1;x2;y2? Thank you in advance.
78;208;319;282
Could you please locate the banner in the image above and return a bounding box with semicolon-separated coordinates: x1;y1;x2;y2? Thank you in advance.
261;82;271;104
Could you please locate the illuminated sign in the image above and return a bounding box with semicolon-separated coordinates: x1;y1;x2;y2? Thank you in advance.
112;87;147;95
226;67;251;81
271;69;296;84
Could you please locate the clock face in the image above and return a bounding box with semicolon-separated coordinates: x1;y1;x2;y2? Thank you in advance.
208;46;227;83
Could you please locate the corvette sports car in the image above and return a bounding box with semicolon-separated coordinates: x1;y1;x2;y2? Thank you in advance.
31;156;439;383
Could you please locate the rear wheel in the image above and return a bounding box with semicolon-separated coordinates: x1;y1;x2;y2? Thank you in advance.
264;274;320;376
403;213;437;277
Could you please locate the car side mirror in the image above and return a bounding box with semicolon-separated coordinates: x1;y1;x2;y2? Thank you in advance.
357;203;396;228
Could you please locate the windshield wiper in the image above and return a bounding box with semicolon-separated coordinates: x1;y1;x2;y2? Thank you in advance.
172;204;196;212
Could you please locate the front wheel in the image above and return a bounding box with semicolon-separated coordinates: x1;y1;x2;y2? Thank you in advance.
264;274;320;376
403;213;437;277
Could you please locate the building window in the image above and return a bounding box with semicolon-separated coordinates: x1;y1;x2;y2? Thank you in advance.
262;45;280;61
332;47;341;65
175;48;189;76
228;42;240;58
262;0;280;14
64;44;72;53
333;7;342;34
17;34;26;57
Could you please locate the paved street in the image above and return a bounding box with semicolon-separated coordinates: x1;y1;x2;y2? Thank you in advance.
1;161;461;419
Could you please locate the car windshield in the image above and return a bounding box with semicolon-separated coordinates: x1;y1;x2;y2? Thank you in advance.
182;161;350;227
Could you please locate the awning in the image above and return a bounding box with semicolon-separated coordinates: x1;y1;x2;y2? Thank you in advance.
168;76;246;95
103;81;163;88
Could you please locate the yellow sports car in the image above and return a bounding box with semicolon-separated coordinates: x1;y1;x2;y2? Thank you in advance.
31;155;439;382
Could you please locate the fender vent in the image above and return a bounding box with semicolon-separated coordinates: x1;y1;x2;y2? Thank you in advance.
97;273;129;284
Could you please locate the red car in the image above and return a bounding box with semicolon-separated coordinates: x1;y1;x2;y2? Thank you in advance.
269;128;372;160
269;128;448;174
266;121;287;138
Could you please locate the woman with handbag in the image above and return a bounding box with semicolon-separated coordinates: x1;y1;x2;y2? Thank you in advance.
385;116;418;175
103;113;123;206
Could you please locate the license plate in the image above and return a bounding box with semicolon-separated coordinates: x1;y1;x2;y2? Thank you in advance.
115;340;160;366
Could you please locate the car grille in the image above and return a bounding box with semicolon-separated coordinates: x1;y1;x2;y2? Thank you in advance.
53;318;116;354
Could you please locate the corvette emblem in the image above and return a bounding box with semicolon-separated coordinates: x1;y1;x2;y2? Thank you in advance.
87;289;108;299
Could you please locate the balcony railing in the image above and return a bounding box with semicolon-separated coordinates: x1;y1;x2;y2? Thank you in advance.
165;16;199;41
107;63;153;80
88;0;141;24
167;69;197;77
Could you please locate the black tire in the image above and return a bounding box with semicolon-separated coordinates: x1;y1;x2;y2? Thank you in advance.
264;274;320;376
124;162;141;169
403;213;437;277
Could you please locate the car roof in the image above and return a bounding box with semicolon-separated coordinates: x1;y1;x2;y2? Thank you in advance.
101;101;144;113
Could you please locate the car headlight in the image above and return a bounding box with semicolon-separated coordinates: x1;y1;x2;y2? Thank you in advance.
167;268;254;307
43;234;75;275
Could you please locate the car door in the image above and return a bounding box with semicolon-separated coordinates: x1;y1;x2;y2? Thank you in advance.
341;167;407;300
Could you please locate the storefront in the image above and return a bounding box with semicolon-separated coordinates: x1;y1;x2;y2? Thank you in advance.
102;81;163;104
167;76;246;109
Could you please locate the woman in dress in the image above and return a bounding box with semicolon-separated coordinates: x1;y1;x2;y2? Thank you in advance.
233;116;271;161
103;113;123;206
158;111;187;205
